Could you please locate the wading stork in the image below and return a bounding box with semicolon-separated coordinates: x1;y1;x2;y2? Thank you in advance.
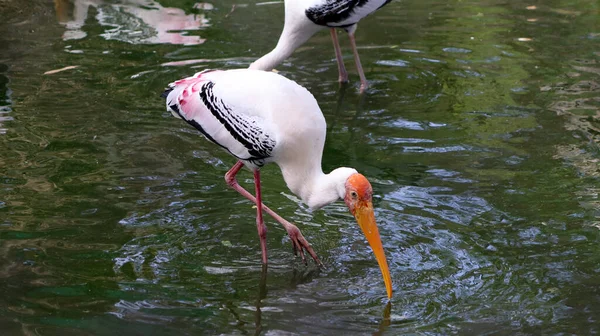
162;69;392;298
249;0;392;92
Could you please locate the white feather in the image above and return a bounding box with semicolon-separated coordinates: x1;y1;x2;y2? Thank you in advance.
164;69;358;208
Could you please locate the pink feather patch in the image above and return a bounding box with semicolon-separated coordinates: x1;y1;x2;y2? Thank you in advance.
167;70;222;120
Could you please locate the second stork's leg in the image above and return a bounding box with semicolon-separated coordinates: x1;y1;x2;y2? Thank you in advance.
225;161;322;266
330;28;348;83
348;31;369;92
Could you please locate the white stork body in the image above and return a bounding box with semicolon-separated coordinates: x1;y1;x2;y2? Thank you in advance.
249;0;392;91
164;69;350;208
163;69;392;298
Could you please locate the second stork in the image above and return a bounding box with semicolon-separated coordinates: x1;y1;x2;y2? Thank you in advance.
250;0;392;92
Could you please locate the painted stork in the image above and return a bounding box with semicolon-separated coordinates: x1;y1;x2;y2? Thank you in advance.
162;69;392;298
249;0;392;91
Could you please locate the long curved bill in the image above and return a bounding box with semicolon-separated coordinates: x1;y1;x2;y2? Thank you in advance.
354;201;393;299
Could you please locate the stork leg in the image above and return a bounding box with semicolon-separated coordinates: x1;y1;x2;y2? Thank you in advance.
348;32;368;92
253;169;268;264
330;28;348;83
225;161;322;266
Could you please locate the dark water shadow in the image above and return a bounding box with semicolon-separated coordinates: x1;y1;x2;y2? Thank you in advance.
254;264;268;336
326;84;351;134
348;91;368;144
326;83;368;145
253;265;323;335
372;301;392;336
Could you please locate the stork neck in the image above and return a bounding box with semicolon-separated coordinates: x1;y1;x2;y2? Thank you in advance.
249;37;299;71
249;7;321;71
284;167;358;210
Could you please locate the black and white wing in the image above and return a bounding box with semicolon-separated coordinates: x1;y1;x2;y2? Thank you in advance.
163;70;276;167
305;0;391;28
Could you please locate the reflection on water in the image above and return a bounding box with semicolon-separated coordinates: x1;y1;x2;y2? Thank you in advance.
54;0;211;45
1;0;600;334
0;64;11;135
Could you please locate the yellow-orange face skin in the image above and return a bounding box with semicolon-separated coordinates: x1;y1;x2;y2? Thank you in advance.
344;173;393;299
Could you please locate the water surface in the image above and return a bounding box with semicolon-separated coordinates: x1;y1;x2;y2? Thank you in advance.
1;0;600;334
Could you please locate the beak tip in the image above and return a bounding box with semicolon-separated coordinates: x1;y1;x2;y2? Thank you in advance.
385;283;393;299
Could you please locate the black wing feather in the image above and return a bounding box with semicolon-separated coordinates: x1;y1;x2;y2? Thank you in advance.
305;0;391;27
199;82;275;162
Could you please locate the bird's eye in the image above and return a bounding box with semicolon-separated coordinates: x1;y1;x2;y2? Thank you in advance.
350;191;358;199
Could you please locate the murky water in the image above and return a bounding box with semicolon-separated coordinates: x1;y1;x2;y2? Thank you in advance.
1;0;599;334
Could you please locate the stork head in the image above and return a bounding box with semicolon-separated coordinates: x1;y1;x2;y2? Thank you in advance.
344;173;393;299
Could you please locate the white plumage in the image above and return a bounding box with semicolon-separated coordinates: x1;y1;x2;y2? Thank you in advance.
165;69;341;206
163;69;393;298
249;0;392;91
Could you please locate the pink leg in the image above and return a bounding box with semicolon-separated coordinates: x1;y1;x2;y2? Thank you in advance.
225;161;322;266
348;32;368;92
330;28;348;83
253;169;268;264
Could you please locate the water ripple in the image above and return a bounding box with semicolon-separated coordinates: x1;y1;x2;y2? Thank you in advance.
384;186;494;226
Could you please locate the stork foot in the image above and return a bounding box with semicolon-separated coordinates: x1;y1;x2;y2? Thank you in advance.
285;224;322;267
359;81;369;93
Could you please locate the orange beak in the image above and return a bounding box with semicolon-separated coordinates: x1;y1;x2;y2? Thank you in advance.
354;200;393;299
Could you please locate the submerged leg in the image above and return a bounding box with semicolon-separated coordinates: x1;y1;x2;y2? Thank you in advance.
330;28;349;83
348;31;368;92
225;161;322;266
253;169;268;264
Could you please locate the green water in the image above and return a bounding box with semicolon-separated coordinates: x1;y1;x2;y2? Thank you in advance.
1;0;599;334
